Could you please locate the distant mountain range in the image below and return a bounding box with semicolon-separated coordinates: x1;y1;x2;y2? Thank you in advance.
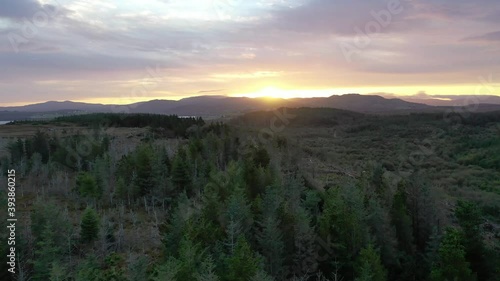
1;94;500;121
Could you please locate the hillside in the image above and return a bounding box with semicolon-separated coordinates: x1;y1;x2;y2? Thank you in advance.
0;94;437;119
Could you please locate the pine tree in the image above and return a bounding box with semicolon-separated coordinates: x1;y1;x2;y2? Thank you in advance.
92;156;109;199
455;200;489;279
153;258;180;281
135;144;154;196
224;236;262;281
115;177;127;201
76;172;101;199
33;130;50;163
318;184;367;276
194;256;220;281
176;238;205;280
49;261;68;281
80;207;100;243
75;257;101;281
33;224;61;281
30;201;70;245
171;148;191;192
430;228;476;281
366;198;398;268
251;270;275;281
292;208;317;277
257;216;285;279
101;253;127;281
354;244;387;281
390;181;415;255
224;188;253;242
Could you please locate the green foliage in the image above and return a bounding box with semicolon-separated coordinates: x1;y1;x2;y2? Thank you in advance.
10;109;500;281
49;261;69;281
76;172;101;199
223;188;254;244
80;207;100;243
33;224;61;281
101;253;127;281
251;270;275;281
318;184;368;276
134;144;154;196
253;147;271;168
223;236;262;281
194;257;220;281
390;182;415;255
171;148;192;192
257;217;285;279
292;208;317;277
128;255;150;281
174;238;206;280
455;200;498;280
75;257;101;281
430;228;476;281
366;198;398;268
153;258;180;281
55;113;204;137
354;244;387;281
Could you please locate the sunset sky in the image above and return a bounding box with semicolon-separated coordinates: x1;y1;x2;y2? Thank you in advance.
1;0;500;106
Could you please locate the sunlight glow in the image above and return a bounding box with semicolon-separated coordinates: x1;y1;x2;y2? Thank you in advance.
233;87;337;99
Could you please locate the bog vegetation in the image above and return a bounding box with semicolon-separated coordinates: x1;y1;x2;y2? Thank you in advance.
0;110;499;281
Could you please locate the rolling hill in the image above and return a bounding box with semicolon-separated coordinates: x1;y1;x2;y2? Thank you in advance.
1;94;500;121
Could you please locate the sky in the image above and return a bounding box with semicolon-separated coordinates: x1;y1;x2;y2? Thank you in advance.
0;0;499;106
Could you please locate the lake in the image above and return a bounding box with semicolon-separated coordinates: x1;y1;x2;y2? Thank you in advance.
0;121;12;125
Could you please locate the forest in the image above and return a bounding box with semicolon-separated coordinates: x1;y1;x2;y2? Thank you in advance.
0;110;499;281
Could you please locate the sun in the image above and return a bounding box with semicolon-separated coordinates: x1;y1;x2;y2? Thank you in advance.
243;87;292;99
233;86;340;99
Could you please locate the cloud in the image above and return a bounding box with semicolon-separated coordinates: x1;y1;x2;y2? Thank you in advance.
0;0;66;20
0;0;43;19
1;0;500;104
463;31;500;42
198;89;225;94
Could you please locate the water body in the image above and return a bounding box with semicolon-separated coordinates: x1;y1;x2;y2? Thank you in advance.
0;121;12;125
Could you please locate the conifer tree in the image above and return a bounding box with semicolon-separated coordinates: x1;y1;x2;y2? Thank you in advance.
354;244;387;281
430;228;476;281
101;253;127;281
152;257;180;281
75;257;101;281
49;261;69;281
76;172;101;199
390;182;415;255
251;270;275;281
455;200;490;279
224;236;262;281
257;216;285;279
171;148;191;191
135;144;154;196
292;208;317;277
366;198;398;268
194;256;220;281
80;207;100;243
33;224;61;281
